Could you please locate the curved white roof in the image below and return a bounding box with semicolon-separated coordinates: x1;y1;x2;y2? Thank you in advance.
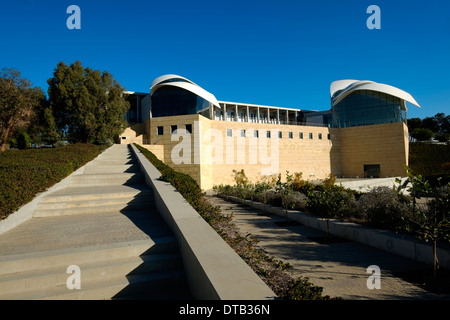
150;74;221;109
330;80;421;109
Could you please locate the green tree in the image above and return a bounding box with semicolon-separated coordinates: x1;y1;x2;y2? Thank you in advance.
407;117;422;134
28;97;61;146
411;128;434;142
0;68;44;152
47;61;130;144
422;116;439;133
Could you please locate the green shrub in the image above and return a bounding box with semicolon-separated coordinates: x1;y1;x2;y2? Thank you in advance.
306;185;356;235
357;187;409;230
254;190;282;207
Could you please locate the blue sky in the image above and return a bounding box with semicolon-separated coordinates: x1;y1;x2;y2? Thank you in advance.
1;0;449;119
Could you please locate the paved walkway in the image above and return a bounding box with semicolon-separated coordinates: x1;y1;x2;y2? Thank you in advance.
206;195;450;300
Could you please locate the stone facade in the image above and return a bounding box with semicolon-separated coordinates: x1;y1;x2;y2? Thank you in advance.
122;115;408;191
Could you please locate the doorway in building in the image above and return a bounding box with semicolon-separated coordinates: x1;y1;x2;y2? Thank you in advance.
364;164;381;178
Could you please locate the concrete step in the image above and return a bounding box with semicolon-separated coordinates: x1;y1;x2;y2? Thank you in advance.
83;164;140;174
96;154;135;160
0;238;178;276
0;237;186;300
0;252;183;299
34;195;153;215
69;172;145;187
38;185;153;204
88;159;137;166
34;204;153;217
38;270;187;300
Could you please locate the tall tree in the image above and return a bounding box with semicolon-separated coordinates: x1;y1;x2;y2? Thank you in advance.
47;61;129;144
0;68;43;152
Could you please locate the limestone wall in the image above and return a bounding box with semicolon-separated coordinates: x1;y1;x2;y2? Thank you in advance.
337;122;409;178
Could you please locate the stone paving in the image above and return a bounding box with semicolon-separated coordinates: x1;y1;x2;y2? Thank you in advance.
206;195;450;300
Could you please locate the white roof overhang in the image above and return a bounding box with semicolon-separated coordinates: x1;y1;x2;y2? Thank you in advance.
330;80;421;110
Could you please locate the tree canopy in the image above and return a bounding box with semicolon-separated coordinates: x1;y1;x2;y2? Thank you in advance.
408;113;450;143
0;68;45;152
47;61;129;144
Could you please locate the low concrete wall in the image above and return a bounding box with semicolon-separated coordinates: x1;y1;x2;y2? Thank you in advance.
0;147;109;235
130;144;276;300
220;195;450;270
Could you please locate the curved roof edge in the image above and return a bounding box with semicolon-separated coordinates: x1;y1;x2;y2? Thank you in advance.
331;79;421;109
150;74;220;109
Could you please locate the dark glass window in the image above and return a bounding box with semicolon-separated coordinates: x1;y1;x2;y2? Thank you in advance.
227;129;233;137
254;130;259;138
171;125;178;134
151;86;210;118
289;132;293;139
318;133;323;140
299;132;303;139
333;90;406;128
309;133;313;140
185;124;192;134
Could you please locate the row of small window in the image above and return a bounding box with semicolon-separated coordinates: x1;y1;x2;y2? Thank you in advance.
157;124;192;135
156;125;331;141
227;129;331;140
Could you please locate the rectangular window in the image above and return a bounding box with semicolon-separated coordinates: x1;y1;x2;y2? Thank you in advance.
318;133;323;140
267;131;271;138
227;129;233;137
327;133;331;140
157;126;164;136
278;131;283;139
309;133;313;140
299;132;303;139
289;132;293;139
171;125;178;134
185;124;192;134
241;129;246;138
254;130;259;138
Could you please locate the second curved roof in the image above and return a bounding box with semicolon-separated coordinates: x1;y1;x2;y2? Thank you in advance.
330;80;421;109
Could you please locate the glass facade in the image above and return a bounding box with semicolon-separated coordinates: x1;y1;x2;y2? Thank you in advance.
151;86;210;118
332;90;406;128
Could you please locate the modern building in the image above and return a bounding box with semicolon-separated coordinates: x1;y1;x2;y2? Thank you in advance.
120;75;421;190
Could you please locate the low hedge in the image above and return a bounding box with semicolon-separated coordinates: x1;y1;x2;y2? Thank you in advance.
0;143;106;220
134;144;338;300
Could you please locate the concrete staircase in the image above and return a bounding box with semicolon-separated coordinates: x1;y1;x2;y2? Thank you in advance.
0;144;192;300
